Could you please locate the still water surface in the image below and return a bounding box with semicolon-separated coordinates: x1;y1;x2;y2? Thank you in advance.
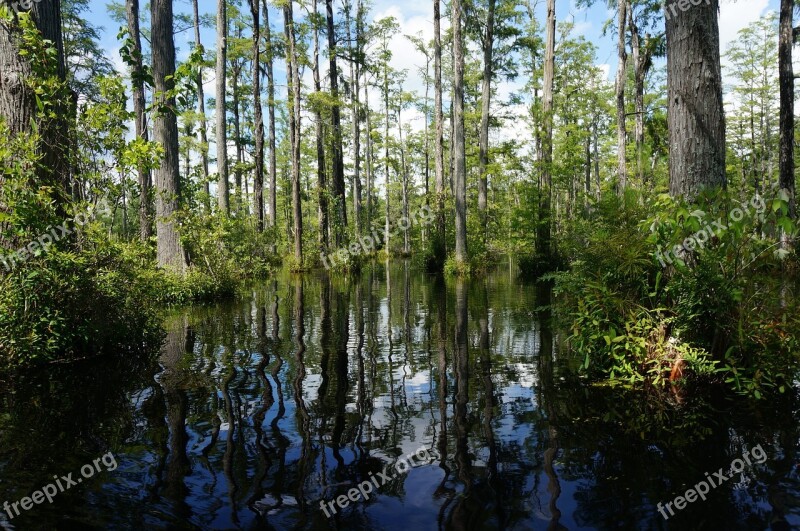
1;263;799;530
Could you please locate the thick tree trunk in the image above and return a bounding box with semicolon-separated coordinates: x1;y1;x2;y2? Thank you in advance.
665;0;726;199
326;0;348;246
453;0;467;263
478;0;496;239
215;0;229;215
615;0;628;193
126;0;152;241
539;0;555;258
285;2;303;263
0;0;70;214
779;0;795;219
313;0;329;252
249;0;264;231
433;0;446;265
151;0;187;273
263;0;277;232
191;0;210;210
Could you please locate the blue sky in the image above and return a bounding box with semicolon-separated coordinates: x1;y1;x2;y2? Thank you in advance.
83;0;783;175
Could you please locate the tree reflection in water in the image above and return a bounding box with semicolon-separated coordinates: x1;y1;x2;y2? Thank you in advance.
1;262;799;529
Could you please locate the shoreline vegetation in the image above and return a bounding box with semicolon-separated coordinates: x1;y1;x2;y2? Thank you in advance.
0;0;798;408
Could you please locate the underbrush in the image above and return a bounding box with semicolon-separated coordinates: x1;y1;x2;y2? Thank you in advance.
549;188;800;398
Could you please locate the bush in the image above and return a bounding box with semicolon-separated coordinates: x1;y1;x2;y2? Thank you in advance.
550;188;800;398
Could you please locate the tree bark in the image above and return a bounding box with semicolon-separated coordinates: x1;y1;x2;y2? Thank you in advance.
628;5;651;188
249;0;264;231
453;0;467;263
478;0;496;239
779;0;795;218
326;0;348;246
126;0;152;241
364;79;373;227
312;0;329;252
215;0;230;215
0;0;70;214
539;0;555;258
665;0;726;200
615;0;628;193
284;2;303;264
349;0;363;237
191;0;210;211
433;0;446;264
263;0;277;232
151;0;187;273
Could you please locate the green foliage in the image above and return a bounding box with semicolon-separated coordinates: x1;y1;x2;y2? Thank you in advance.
551;189;800;398
444;255;471;277
0;240;161;369
177;209;279;283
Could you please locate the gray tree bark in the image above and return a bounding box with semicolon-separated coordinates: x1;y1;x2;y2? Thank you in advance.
665;0;726;199
0;0;69;214
326;0;348;246
453;0;467;263
478;0;496;238
126;0;152;241
433;0;446;265
779;0;795;218
191;0;210;210
249;0;265;231
151;0;187;273
538;0;555;258
263;0;277;232
312;0;329;252
284;2;303;263
215;0;230;215
615;0;628;193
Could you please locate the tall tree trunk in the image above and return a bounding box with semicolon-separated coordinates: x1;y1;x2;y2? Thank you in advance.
249;0;265;231
349;0;363;237
263;0;277;234
665;0;725;200
365;79;373;227
313;0;329;252
151;0;187;273
285;2;303;264
231;55;244;214
453;0;467;263
126;0;152;241
0;0;70;218
398;106;410;254
433;0;446;265
615;0;628;193
383;50;391;253
191;0;210;210
628;5;651;188
478;0;496;242
779;0;795;219
326;0;348;246
539;0;555;258
216;0;230;215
